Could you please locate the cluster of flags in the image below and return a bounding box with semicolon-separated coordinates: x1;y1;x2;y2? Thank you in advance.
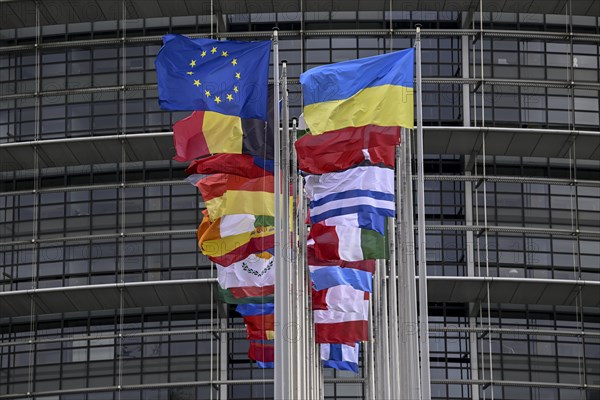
156;32;416;374
297;47;414;373
156;34;276;367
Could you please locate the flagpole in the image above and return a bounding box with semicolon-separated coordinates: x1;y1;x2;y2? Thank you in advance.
388;214;400;400
366;294;376;399
281;59;293;399
400;132;422;399
372;261;383;399
272;27;287;400
415;24;432;400
292;118;307;399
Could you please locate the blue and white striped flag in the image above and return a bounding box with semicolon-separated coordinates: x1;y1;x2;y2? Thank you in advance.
304;165;394;235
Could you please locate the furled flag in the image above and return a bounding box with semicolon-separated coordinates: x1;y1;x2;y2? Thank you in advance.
173;86;275;162
321;342;360;374
308;246;375;292
216;252;275;289
309;222;388;261
300;48;414;135
156;34;271;119
312;285;369;313
304;165;395;235
186;154;274;178
314;298;369;344
188;173;274;221
196;211;274;258
217;286;274;305
248;341;274;368
236;303;275;340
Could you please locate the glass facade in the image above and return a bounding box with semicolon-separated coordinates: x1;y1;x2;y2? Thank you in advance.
1;2;599;399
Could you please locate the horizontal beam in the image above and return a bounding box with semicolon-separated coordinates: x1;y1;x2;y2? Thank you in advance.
0;377;366;400
0;278;217;318
426;276;600;308
421;174;600;187
2;275;598;318
1;174;598;198
423;224;600;238
1;77;599;101
432;379;600;390
1;222;597;248
0;179;190;197
0;327;247;348
1;126;598;174
429;326;600;338
3;324;598;349
0;377;596;400
0;27;598;53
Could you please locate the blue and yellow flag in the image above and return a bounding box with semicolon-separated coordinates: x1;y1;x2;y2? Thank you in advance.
155;34;271;120
300;48;414;135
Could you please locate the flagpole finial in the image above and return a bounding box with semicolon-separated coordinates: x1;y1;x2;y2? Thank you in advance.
415;23;421;34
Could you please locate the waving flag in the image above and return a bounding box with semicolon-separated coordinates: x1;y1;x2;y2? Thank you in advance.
156;34;271;119
312;286;369;313
189;173;274;221
173;86;274;162
295;115;400;160
297;145;395;175
217;286;274;305
186;154;274;178
314;298;369;344
248;341;274;368
236;303;274;316
308;247;376;272
321;343;360;374
308;246;374;291
197;212;274;257
295;116;398;174
230;286;274;298
309;265;372;292
304;165;395;234
309;223;388;261
216;252;275;289
236;303;275;340
208;229;274;267
300;48;414;134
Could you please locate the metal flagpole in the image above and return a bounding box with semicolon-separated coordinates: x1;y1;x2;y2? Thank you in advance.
291;118;305;399
378;259;391;398
372;264;382;398
415;25;432;400
272;28;286;400
396;143;409;399
366;295;376;399
280;60;293;399
388;216;401;400
401;131;422;399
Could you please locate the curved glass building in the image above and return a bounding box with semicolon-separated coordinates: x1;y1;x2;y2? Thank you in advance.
0;1;599;399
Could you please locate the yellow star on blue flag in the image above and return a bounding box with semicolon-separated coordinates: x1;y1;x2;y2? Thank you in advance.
155;34;271;120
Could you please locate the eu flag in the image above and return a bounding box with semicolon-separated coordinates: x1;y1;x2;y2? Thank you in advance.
155;34;271;120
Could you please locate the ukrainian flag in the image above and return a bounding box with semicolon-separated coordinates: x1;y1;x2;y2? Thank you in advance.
300;48;414;135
